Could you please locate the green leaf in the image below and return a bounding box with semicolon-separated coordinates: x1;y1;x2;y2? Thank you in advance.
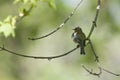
13;0;20;4
48;0;56;9
22;0;29;4
30;0;39;6
0;22;15;37
0;16;16;38
4;16;12;23
14;0;29;4
44;0;56;9
11;16;17;27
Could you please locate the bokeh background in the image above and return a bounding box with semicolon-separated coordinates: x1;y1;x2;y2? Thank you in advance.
0;0;120;80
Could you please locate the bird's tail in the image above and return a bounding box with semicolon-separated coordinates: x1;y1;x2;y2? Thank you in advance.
80;47;85;55
79;41;85;55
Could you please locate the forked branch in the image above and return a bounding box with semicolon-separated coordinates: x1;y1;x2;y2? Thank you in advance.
82;64;102;77
82;64;120;77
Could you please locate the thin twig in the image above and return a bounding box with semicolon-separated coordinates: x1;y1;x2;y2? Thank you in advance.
84;0;101;62
28;0;83;40
82;64;120;77
0;45;79;60
82;64;102;77
87;0;101;39
16;4;34;24
101;67;120;76
88;39;99;62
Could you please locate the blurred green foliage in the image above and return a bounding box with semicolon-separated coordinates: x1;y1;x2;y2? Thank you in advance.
0;16;16;37
0;0;120;80
0;0;56;38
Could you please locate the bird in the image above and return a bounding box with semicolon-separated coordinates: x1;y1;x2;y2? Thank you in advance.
72;26;86;55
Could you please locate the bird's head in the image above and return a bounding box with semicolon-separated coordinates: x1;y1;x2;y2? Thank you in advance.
73;26;82;32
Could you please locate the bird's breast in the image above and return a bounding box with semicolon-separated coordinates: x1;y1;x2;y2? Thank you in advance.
72;32;78;43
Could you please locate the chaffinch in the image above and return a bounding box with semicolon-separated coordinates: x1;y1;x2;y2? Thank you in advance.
72;26;86;55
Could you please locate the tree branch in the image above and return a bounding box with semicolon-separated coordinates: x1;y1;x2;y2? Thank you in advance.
87;0;101;39
82;64;102;77
101;67;120;76
16;4;34;24
0;45;79;60
87;39;99;62
28;0;83;40
82;64;120;77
